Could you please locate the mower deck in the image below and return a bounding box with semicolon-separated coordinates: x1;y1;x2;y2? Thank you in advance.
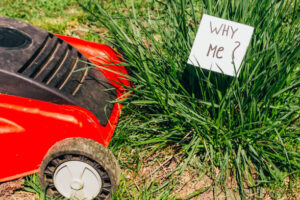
0;16;115;125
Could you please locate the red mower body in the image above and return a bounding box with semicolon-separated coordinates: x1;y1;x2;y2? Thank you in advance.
0;26;129;183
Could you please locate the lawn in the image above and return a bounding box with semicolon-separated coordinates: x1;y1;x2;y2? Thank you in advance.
0;0;299;199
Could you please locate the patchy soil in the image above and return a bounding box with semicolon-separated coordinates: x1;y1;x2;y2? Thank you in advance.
120;146;234;199
119;146;299;200
2;146;299;200
0;179;38;200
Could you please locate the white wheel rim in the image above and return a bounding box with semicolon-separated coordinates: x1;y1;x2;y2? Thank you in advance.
53;160;102;200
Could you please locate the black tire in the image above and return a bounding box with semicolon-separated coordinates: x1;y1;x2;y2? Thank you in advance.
38;137;120;200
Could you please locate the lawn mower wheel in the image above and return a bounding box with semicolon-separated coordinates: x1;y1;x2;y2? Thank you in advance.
38;137;120;200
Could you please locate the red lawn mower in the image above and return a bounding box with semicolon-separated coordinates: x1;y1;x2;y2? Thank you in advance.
0;16;130;200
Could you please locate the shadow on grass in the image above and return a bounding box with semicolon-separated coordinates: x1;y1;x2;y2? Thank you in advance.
182;64;233;103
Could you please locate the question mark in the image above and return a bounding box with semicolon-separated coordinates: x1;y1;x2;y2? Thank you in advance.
232;41;241;60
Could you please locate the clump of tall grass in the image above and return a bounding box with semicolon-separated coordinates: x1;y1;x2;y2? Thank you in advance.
86;0;299;198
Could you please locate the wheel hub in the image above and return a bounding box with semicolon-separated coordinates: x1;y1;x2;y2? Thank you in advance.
70;180;84;191
53;160;102;200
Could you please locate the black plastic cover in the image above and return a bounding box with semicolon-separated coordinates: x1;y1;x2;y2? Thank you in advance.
0;16;116;126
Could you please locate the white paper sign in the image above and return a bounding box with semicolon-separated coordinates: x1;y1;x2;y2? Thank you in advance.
188;14;254;77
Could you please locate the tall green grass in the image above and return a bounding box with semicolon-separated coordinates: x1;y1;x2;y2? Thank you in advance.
84;0;299;198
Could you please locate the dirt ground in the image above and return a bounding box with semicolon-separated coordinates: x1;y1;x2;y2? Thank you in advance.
0;179;38;200
1;146;299;200
0;176;298;200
